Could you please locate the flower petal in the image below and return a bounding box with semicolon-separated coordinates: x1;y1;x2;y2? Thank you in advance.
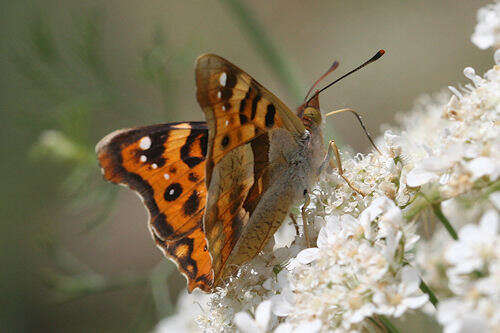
406;168;438;187
255;300;272;330
234;312;260;333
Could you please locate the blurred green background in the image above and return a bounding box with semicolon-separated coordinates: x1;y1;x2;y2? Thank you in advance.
1;0;495;331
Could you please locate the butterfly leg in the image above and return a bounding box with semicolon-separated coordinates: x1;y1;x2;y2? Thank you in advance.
324;108;381;154
301;191;311;247
289;213;300;237
322;139;367;196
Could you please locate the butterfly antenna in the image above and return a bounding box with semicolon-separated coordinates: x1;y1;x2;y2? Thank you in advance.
306;49;385;105
304;60;339;102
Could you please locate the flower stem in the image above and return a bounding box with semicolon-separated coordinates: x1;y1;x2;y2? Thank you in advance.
431;202;458;240
218;0;303;104
378;315;401;333
419;279;439;307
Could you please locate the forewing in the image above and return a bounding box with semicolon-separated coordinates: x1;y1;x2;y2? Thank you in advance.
195;53;305;184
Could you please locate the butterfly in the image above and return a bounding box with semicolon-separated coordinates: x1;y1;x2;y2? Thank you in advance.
96;51;384;292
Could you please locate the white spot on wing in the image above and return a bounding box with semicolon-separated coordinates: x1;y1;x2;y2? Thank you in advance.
225;120;229;126
222;105;226;111
217;91;222;99
169;189;175;195
139;136;151;150
140;155;147;162
152;163;158;169
219;72;227;86
164;173;170;180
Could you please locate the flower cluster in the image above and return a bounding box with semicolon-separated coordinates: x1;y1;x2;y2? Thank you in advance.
436;210;500;332
272;197;426;332
156;2;500;332
471;1;500;49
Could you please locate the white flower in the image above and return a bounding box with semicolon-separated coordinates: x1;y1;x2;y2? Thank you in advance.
465;156;500;181
437;299;489;333
155;291;209;333
471;1;500;49
434;209;500;333
234;300;273;333
445;210;498;277
275;320;322;333
373;267;429;317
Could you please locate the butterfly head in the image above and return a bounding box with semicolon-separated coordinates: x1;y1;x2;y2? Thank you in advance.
298;93;322;130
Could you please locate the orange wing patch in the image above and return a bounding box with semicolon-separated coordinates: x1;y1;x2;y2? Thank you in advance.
96;122;213;292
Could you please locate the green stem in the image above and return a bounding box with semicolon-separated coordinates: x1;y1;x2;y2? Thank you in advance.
378;315;400;333
219;0;303;104
419;279;439;308
431;202;458;240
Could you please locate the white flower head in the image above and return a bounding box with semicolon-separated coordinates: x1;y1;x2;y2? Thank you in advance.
445;210;498;277
272;198;426;331
155;291;209;333
471;1;500;49
234;300;274;333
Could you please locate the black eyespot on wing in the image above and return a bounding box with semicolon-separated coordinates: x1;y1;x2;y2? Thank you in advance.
225;71;237;88
265;104;276;127
188;172;199;182
239;113;248;125
165;183;183;201
183;190;200;216
251;93;261;119
221;135;230;148
180;129;207;168
239;88;250;114
221;88;232;100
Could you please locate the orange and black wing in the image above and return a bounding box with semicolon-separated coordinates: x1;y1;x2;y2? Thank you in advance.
96;122;213;292
196;53;306;184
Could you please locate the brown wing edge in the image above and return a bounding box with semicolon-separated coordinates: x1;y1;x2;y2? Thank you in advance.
153;230;214;293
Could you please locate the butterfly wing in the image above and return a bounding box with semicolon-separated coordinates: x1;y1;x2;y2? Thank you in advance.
96;122;213;292
196;53;306;183
195;54;306;286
